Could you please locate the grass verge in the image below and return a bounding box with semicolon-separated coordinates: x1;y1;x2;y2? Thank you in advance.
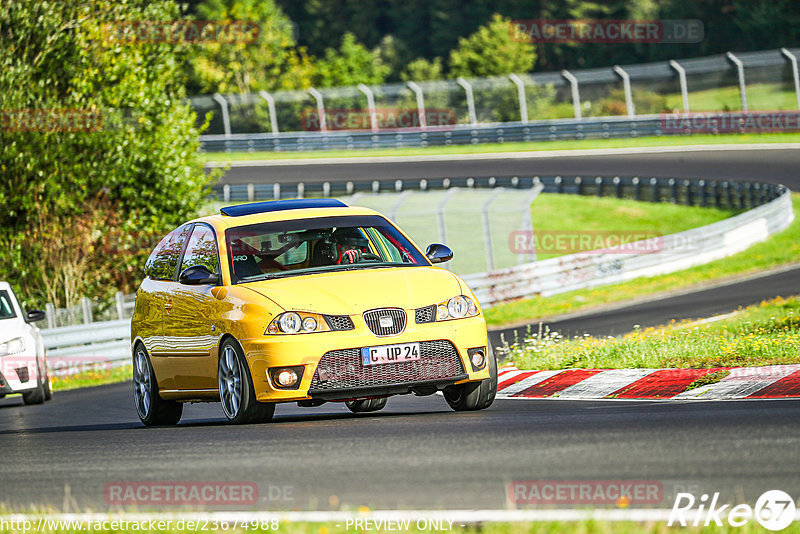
50;365;131;392
500;295;800;370
484;193;799;327
201;132;800;162
0;519;778;534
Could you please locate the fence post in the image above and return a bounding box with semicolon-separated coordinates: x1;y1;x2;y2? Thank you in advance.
520;181;545;264
651;177;659;202
308;87;327;132
389;191;412;221
45;302;56;329
115;292;125;320
481;189;503;271
247;183;255;202
406;81;427;129
273;183;281;200
561;70;582;120
726;52;748;112
668;178;677;203
436;189;458;270
781;48;800;110
508;74;528;123
357;84;379;132
258;90;279;134
669;60;690;112
81;297;92;324
456;78;477;126
613;66;635;117
212;93;232;137
223;184;231;202
632;177;641;201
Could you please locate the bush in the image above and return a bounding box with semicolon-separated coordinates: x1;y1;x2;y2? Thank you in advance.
0;0;215;308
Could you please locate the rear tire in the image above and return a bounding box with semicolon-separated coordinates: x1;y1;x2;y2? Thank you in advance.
133;344;182;426
22;377;45;405
345;397;388;413
444;348;497;411
218;339;275;424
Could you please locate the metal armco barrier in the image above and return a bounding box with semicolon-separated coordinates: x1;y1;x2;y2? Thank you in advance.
200;115;664;152
463;183;794;307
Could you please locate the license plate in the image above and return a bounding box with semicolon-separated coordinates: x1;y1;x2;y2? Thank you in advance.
361;342;421;366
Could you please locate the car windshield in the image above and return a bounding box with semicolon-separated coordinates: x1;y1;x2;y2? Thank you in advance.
225;214;428;284
0;290;16;320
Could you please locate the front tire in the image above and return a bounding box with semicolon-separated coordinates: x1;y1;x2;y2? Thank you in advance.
218;339;274;424
133;344;182;426
444;348;497;411
345;397;388;413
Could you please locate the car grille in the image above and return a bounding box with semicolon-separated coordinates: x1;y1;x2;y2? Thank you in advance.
415;304;436;323
309;340;464;391
324;314;355;331
363;308;406;337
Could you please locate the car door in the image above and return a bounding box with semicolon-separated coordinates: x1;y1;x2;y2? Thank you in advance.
139;224;192;390
164;223;222;391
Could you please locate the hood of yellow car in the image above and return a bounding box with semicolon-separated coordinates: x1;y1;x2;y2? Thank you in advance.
242;266;462;314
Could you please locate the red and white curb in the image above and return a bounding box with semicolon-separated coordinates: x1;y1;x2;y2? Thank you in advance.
497;364;800;400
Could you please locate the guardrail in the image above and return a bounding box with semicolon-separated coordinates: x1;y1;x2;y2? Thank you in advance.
463;183;794;306
40;176;794;363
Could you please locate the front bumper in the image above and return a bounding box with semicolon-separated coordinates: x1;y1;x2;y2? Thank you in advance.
240;314;489;402
0;354;40;393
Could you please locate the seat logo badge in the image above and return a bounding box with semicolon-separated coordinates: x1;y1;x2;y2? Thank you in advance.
379;316;393;328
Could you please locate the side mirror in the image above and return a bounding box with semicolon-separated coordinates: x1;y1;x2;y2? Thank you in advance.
426;243;453;264
179;265;220;286
25;310;46;323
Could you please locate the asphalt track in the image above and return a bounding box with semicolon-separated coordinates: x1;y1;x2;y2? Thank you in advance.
1;146;799;513
2;385;800;511
213;146;800;188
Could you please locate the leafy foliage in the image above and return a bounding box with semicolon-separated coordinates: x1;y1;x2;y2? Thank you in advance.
313;32;390;87
448;14;537;78
185;0;314;94
0;0;214;307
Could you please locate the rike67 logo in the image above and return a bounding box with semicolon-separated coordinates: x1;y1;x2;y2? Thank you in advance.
669;490;797;530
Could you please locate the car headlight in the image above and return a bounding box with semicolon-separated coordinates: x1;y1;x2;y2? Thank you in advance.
0;337;25;357
431;296;479;321
266;312;329;334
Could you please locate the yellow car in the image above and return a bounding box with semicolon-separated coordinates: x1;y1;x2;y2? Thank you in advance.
131;199;496;425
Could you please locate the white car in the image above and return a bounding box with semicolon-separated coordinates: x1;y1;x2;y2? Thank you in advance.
0;282;52;404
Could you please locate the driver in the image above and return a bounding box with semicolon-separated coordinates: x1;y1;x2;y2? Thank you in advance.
332;227;370;264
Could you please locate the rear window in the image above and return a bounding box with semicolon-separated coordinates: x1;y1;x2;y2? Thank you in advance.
225;215;427;284
0;290;16;320
144;225;192;281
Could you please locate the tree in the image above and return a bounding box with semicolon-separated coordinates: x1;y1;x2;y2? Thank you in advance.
448;14;537;78
0;0;214;307
400;58;444;81
186;0;314;94
313;32;390;87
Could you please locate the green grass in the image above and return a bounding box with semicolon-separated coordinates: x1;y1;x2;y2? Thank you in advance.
529;195;734;260
50;365;131;392
484;193;800;327
0;519;782;534
501;295;800;370
201;132;800;162
665;82;799;113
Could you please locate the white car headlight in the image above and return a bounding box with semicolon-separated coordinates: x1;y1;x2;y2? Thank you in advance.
266;312;329;334
0;337;25;357
428;296;479;321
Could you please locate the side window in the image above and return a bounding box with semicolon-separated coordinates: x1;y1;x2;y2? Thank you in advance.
0;291;16;320
144;225;192;281
180;225;219;274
